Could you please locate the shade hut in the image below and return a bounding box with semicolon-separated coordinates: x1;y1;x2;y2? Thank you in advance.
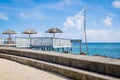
22;29;37;38
45;28;63;38
2;29;17;44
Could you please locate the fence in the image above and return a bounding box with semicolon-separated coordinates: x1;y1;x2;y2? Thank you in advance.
15;37;72;48
0;38;3;45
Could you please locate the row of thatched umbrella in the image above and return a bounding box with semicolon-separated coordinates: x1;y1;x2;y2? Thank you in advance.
2;28;63;44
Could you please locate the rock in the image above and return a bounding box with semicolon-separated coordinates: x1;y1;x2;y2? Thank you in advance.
80;52;87;55
94;54;107;58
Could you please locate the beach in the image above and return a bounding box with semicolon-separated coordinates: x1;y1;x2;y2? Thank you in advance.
0;58;70;80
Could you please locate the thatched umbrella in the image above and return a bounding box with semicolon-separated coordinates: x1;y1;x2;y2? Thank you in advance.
2;29;17;44
45;28;63;38
22;29;37;38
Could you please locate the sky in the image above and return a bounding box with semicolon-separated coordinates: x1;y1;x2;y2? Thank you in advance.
0;0;120;42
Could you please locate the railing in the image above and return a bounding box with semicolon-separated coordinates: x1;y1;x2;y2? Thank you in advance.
16;37;30;47
53;38;71;48
0;38;4;45
31;37;53;46
15;37;72;48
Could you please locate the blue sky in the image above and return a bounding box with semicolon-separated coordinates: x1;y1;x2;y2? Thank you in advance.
0;0;120;42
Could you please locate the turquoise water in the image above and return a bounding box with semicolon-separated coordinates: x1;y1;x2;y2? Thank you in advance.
31;43;120;58
72;43;120;58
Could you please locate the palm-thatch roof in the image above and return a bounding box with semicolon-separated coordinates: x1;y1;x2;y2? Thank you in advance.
2;29;17;44
2;29;17;34
45;28;63;33
45;28;63;38
22;29;37;38
22;29;37;34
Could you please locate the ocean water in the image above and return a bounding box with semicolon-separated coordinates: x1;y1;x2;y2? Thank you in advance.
31;42;120;58
72;43;120;58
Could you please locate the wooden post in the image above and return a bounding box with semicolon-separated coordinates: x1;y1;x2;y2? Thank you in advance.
80;40;82;53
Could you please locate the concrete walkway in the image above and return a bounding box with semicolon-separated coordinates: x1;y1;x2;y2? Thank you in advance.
0;58;71;80
0;47;120;80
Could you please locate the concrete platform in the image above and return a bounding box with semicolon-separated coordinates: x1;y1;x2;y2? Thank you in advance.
0;53;119;80
0;47;120;77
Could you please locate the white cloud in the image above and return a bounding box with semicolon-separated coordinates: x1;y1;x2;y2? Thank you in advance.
0;13;9;20
112;0;120;8
63;10;84;29
103;16;112;27
86;30;120;42
59;27;83;39
62;9;119;42
61;29;120;42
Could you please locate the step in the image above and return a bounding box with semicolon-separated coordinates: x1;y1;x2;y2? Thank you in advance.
0;47;120;77
0;53;119;80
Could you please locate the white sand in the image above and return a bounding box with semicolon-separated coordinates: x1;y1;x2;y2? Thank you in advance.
0;58;70;80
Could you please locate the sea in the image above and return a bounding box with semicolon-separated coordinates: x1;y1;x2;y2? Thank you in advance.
31;42;120;59
72;43;120;58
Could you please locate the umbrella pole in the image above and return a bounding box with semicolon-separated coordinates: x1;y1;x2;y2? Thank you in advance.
29;34;31;38
8;34;11;44
53;33;55;38
29;34;31;48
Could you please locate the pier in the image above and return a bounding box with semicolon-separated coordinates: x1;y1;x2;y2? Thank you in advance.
15;37;82;53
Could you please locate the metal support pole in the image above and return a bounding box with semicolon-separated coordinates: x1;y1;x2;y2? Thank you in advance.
84;7;89;55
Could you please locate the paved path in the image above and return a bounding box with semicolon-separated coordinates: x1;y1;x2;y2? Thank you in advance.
0;58;71;80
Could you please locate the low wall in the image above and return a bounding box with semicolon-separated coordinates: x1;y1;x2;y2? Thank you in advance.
0;47;120;78
0;53;119;80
